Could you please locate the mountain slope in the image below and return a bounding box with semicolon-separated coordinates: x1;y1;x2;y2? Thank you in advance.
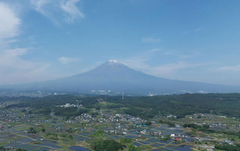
1;60;240;94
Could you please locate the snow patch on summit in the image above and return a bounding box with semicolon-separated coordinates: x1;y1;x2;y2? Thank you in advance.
108;60;117;63
107;60;120;66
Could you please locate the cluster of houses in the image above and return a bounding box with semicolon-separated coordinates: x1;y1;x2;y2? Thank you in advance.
209;122;227;129
189;113;205;119
136;129;161;136
73;112;147;126
193;121;228;130
74;113;95;123
0;109;37;123
103;129;127;135
0;92;47;97
224;139;234;145
166;114;177;118
103;113;147;124
57;103;83;108
238;124;240;130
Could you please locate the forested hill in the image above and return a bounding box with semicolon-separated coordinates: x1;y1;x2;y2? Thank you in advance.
3;93;240;119
118;93;240;119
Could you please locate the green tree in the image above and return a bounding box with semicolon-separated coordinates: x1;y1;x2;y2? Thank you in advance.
145;121;152;126
41;128;46;132
90;140;123;151
120;138;132;144
28;127;37;134
128;143;137;151
16;149;27;151
69;134;73;140
0;146;6;151
93;129;104;137
191;128;196;136
159;120;164;123
66;128;74;133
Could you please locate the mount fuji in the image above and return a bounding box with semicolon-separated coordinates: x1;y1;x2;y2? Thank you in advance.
1;60;240;95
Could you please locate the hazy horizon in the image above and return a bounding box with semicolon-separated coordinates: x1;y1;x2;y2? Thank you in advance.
1;0;240;86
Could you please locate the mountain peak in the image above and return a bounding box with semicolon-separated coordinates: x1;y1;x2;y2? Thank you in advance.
108;59;117;63
106;60;121;66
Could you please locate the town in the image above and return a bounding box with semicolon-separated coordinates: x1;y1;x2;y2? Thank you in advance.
0;94;240;151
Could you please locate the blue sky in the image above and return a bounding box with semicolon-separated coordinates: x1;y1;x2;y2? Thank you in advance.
0;0;240;85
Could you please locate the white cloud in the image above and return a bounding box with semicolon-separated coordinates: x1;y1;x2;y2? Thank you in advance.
216;64;240;72
0;2;56;85
7;39;19;44
182;27;203;35
0;3;21;39
30;0;59;24
0;48;32;71
182;31;190;35
120;49;208;79
195;27;203;32
120;48;161;69
142;37;161;43
30;0;51;14
123;59;205;78
61;0;84;24
164;51;192;59
58;57;80;64
0;48;56;84
147;62;205;77
31;0;84;24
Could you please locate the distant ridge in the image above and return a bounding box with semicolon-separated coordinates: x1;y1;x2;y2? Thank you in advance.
1;60;240;95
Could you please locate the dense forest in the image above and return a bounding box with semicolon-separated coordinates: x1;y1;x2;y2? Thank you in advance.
2;93;240;119
118;93;240;119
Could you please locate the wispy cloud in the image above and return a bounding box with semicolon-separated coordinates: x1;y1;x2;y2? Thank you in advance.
30;0;58;24
30;0;51;14
0;48;37;74
0;47;55;84
30;0;84;24
147;61;206;77
194;27;203;32
142;37;161;43
120;48;160;68
58;56;80;64
120;49;208;79
216;64;240;72
164;51;192;59
182;27;203;35
61;0;84;24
